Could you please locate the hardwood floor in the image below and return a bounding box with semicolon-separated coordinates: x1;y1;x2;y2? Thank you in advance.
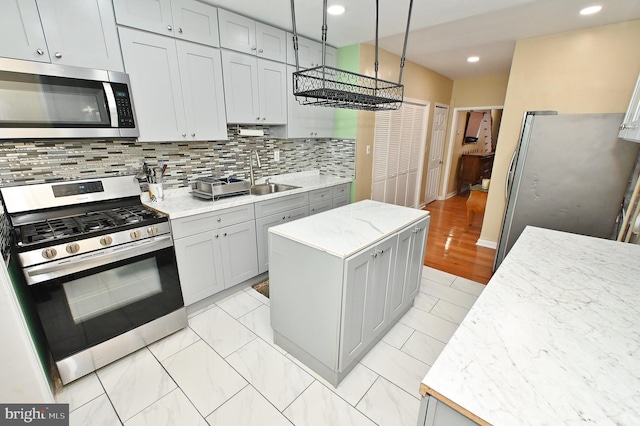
422;195;495;284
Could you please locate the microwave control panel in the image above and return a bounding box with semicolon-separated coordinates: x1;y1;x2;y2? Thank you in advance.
112;83;136;128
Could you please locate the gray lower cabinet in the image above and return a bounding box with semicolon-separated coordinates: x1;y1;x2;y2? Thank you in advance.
172;205;258;305
418;396;479;426
270;214;429;386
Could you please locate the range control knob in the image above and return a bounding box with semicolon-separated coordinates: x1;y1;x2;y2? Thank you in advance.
147;226;159;236
42;248;57;259
100;236;113;246
130;230;142;239
66;243;80;254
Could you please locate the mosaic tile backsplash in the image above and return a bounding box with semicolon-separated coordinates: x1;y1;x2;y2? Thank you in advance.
0;128;355;188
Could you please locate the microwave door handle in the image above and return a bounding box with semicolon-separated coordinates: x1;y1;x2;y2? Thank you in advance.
103;82;118;128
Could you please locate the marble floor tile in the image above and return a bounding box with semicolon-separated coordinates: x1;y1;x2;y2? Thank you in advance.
226;338;314;411
360;341;429;398
286;355;378;406
147;326;201;361
189;305;257;357
237;304;286;354
420;280;478;309
401;330;447;366
124;389;207;426
244;287;271;306
206;385;293;426
69;394;121;426
283;381;376;426
450;276;486;296
421;267;457;285
399;307;459;344
430;299;470;325
413;291;439;313
56;372;104;412
96;348;176;422
381;322;414;349
217;290;263;318
356;377;420;426
162;340;247;417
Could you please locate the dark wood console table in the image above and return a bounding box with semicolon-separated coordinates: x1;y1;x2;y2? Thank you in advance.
457;153;494;194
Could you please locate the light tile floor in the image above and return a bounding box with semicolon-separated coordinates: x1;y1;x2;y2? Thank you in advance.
56;266;485;426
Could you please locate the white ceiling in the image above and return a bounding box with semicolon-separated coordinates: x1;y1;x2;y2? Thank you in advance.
204;0;640;80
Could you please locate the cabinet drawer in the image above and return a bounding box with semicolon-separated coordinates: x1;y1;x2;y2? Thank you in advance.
254;192;308;218
309;200;332;215
333;195;349;208
309;188;332;204
171;204;254;239
332;183;350;198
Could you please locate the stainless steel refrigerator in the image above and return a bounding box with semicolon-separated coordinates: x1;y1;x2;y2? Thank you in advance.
494;111;640;269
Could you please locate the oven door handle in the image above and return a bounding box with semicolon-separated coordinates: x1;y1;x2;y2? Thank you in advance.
24;235;174;285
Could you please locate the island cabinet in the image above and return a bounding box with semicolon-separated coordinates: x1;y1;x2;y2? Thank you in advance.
269;200;430;386
0;0;123;71
172;204;258;305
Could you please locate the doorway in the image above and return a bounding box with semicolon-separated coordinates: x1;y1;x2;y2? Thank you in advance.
424;104;449;204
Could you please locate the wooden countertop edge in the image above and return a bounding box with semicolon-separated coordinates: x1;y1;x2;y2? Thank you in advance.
419;383;491;426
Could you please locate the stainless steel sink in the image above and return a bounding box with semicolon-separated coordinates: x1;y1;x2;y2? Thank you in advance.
250;183;300;195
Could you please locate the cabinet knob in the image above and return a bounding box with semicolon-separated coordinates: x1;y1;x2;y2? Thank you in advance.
54;52;62;59
371;252;377;258
215;234;219;238
620;124;638;130
178;27;183;33
167;25;173;31
36;48;44;55
251;46;257;51
287;215;291;218
282;216;286;220
262;117;266;121
258;49;263;53
224;232;227;237
217;218;221;222
256;117;261;121
182;133;187;137
191;133;196;137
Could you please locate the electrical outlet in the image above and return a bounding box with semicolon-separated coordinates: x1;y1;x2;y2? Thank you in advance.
366;145;371;155
274;149;280;162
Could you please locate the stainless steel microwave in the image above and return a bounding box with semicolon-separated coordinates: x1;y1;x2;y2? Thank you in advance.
0;58;139;140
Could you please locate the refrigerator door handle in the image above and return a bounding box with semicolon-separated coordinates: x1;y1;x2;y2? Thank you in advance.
505;150;517;200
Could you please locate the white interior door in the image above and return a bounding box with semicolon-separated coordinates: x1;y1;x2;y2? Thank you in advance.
424;104;448;204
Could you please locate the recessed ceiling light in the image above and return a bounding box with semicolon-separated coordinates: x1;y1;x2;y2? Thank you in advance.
467;56;480;63
580;5;602;15
327;5;345;15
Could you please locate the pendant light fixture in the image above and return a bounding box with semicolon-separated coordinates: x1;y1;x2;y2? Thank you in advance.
290;0;414;111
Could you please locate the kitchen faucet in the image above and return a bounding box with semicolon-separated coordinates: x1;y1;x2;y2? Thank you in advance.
249;150;261;186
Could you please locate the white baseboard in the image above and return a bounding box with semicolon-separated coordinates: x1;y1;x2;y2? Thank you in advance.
476;239;497;249
443;191;457;200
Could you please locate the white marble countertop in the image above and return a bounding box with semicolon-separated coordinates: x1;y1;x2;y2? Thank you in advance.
421;226;640;425
268;199;429;258
141;170;352;219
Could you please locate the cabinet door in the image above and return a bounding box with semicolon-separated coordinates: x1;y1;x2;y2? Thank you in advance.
364;235;396;337
171;0;219;47
218;9;256;55
174;231;224;305
113;0;174;37
315;44;337;68
390;225;413;319
314;105;336;138
255;214;286;274
221;51;260;124
286;34;315;68
256;22;286;62
36;0;123;71
0;0;49;62
620;73;640;142
176;41;227;141
219;221;259;288
119;27;186;141
258;59;287;124
286;65;315;138
406;217;429;302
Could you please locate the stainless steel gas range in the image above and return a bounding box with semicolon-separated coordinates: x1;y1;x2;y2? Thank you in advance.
0;175;186;384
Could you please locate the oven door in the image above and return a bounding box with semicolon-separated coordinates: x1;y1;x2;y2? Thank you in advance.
26;238;183;362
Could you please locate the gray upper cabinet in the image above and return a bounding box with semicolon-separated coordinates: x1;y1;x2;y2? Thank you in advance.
113;0;220;47
286;33;337;68
0;0;123;71
221;50;287;125
218;9;286;62
119;27;227;141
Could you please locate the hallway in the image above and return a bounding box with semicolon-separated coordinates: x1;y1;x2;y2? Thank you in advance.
422;195;495;284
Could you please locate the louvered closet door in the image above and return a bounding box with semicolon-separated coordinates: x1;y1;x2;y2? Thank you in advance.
372;102;428;207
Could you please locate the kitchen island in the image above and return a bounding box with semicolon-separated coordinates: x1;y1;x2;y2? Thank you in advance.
268;200;430;386
419;226;640;425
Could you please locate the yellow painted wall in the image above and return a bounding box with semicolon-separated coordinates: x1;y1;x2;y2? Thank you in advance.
353;44;453;202
480;19;640;244
442;75;508;195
